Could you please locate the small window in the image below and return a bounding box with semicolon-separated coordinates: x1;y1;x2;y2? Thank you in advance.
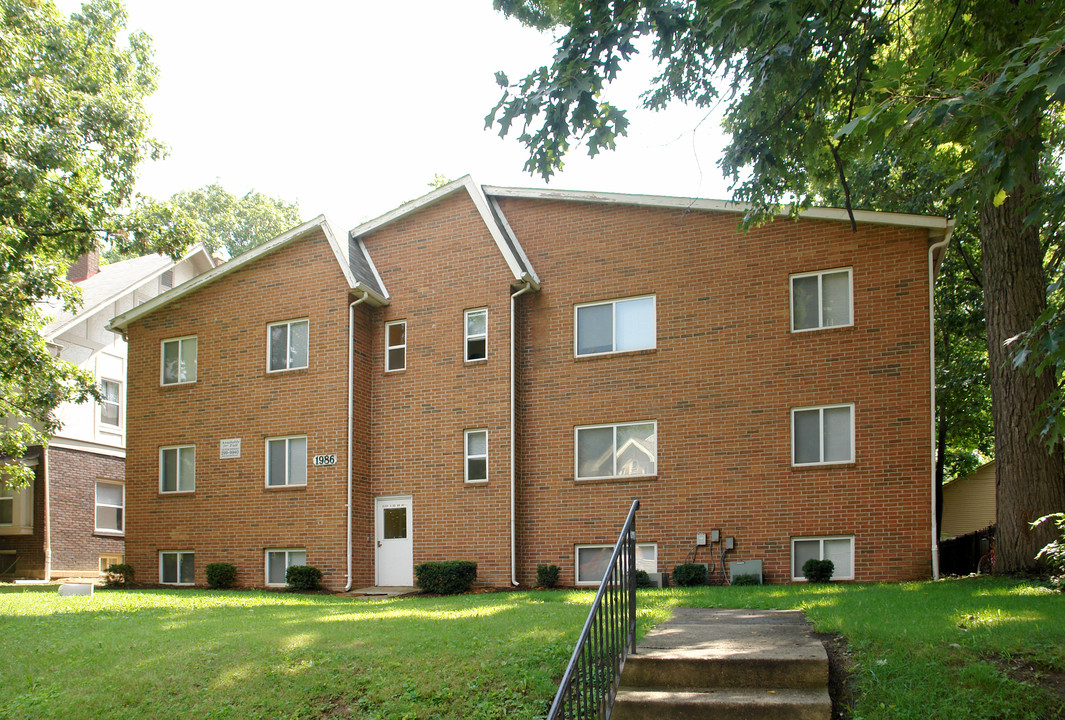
791;269;852;331
160;269;173;290
99;554;124;573
99;379;120;427
95;480;124;534
0;483;32;528
265;548;307;586
465;309;487;362
0;490;12;525
385;321;406;372
465;429;488;483
576;543;657;585
575;296;656;356
160;445;195;493
266;436;307;487
268;319;309;372
161;336;197;385
575;421;657;480
792;404;854;466
160;551;194;585
792;536;854;580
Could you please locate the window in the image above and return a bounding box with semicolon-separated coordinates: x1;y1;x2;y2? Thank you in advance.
792;404;854;466
266;436;307;487
160;269;173;290
575;296;655;356
99;379;120;427
160;445;195;493
0;482;32;530
792;537;854;580
99;554;123;573
161;336;197;385
575;421;657;480
465;308;487;361
576;543;657;585
95;480;124;534
0;489;11;525
160;551;194;585
465;429;488;482
385;321;406;371
791;269;852;331
268;319;309;372
265;548;307;586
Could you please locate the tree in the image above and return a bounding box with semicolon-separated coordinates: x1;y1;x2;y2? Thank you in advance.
1;0;192;485
488;0;1065;572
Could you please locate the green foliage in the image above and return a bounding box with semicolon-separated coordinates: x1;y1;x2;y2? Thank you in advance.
731;574;760;586
205;563;237;589
1032;513;1065;573
634;569;654;588
535;564;560;588
414;561;477;594
802;559;835;583
103;563;135;588
284;565;322;591
671;563;707;587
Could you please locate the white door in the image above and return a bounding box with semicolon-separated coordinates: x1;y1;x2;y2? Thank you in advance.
375;495;413;586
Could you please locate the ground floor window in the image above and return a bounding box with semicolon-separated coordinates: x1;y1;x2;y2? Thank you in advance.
575;542;657;585
791;536;854;580
160;551;194;585
266;548;307;586
99;554;124;573
95;480;124;534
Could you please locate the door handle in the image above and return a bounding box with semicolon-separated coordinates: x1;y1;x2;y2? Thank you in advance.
377;540;382;547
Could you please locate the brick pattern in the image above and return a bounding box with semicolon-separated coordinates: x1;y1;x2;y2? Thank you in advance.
47;446;125;575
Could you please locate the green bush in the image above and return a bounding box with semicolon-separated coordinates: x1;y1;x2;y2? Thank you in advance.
1033;513;1065;573
672;563;708;587
104;563;134;588
536;564;561;588
635;569;655;588
414;561;477;594
731;573;760;586
205;562;237;589
802;558;834;583
286;565;322;591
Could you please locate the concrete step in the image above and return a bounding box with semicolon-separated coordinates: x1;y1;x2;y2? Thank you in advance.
622;653;827;690
611;686;831;720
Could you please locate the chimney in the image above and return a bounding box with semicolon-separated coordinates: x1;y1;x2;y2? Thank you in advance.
67;249;101;282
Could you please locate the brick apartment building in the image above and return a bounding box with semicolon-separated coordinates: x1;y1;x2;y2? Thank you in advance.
109;177;953;590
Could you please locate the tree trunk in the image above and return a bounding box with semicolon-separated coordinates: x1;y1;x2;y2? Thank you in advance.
979;163;1065;573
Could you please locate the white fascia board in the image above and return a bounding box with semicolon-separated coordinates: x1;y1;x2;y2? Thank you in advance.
482;185;952;232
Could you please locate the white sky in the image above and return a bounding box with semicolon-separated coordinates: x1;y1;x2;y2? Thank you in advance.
73;1;735;230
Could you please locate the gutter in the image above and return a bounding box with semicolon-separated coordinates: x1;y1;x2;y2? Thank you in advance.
928;223;955;580
510;278;534;587
344;289;370;592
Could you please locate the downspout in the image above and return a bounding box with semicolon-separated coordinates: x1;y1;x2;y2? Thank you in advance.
510;282;532;587
928;226;953;581
344;290;369;592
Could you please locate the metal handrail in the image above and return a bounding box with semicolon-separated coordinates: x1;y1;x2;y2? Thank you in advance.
546;499;640;720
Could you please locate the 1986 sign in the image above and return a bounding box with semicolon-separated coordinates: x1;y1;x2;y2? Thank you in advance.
313;454;337;466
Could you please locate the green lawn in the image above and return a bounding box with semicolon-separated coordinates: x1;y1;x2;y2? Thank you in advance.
1;578;1062;720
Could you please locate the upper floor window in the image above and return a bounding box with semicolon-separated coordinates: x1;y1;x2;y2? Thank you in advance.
160;445;196;493
268;319;309;372
0;481;32;529
575;421;657;480
266;435;307;487
99;379;121;427
161;336;197;385
465;309;487;362
575;296;655;357
95;480;124;534
791;269;852;332
385;321;406;372
792;404;853;466
465;429;488;483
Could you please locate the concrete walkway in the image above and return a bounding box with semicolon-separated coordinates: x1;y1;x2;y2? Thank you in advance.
347;586;419;599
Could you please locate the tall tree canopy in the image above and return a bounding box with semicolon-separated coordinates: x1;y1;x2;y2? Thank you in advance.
488;0;1065;572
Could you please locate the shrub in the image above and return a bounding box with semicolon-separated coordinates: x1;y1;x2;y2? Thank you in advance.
672;563;707;587
635;569;655;588
206;562;237;589
286;565;323;591
1033;513;1065;573
414;561;477;594
732;573;760;586
536;564;561;588
802;558;835;583
104;563;134;588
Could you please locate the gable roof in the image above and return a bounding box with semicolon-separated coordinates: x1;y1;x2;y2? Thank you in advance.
108;215;388;334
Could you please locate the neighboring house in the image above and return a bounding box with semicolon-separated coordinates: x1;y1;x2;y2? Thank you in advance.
109;177;953;590
0;247;216;580
941;460;996;539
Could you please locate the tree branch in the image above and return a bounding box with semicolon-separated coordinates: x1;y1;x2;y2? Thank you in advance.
829;140;858;231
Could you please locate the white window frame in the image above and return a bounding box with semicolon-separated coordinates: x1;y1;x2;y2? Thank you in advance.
385;320;407;372
159;445;196;493
99;554;124;573
574;420;658;480
159;551;195;585
99;378;121;428
464;308;488;362
160;335;198;385
791;536;855;581
464;429;488;483
267;318;310;372
789;268;853;332
791;404;855;466
94;479;124;535
0;481;33;531
265;435;307;487
575;542;657;586
574;295;656;357
0;492;12;526
265;548;307;586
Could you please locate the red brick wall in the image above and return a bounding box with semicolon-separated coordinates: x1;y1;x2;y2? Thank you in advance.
47;446;125;575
